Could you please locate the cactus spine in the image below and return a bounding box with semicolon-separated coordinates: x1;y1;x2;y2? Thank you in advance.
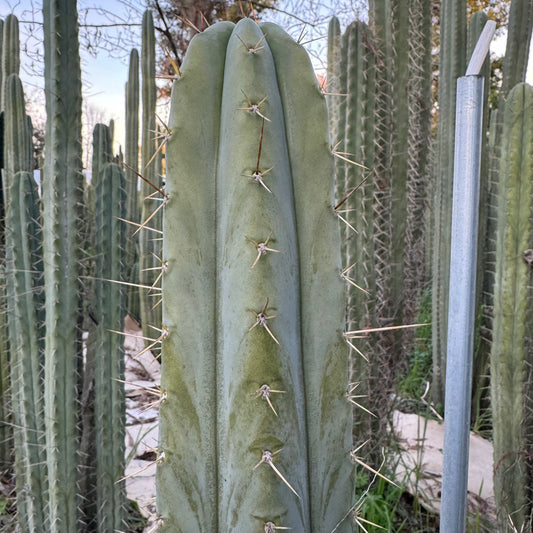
139;10;162;340
490;82;533;533
42;0;84;529
3;72;47;533
157;19;353;532
94;162;126;531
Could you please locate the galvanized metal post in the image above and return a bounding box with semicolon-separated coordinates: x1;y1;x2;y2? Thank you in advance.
440;73;485;533
440;74;484;533
440;21;495;532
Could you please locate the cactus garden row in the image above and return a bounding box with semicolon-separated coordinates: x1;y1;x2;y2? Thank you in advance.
0;0;531;532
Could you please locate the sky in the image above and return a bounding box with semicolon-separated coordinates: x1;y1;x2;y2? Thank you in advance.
1;0;532;167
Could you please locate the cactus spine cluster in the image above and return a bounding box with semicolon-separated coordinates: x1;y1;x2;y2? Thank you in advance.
490;82;533;533
157;18;354;532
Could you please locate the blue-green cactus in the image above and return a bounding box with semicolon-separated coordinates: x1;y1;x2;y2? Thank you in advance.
157;18;354;532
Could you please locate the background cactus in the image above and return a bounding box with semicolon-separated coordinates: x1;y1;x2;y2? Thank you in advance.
431;0;467;407
42;0;84;529
1;14;19;111
139;9;163;343
93;162;126;532
3;72;47;533
125;47;141;322
490;82;533;533
479;0;533;413
0;16;11;473
330;19;376;449
329;1;432;457
326;16;341;146
157;18;354;532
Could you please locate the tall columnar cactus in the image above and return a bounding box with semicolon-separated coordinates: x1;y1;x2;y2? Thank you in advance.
94;162;126;532
157;19;354;532
431;0;467;407
491;82;533;533
403;0;432;332
367;2;395;363
42;0;84;529
501;0;533;97
125;47;141;321
367;0;433;348
332;19;377;447
76;122;114;529
0;15;11;475
91;122;112;188
139;9;162;340
3;72;47;533
326;16;341;148
480;0;533;400
1;14;19;111
336;20;376;332
331;1;432;454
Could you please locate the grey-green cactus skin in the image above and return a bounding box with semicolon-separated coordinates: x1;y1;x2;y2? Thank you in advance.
490;82;533;533
125;47;141;321
94;162;126;532
139;9;162;340
3;72;47;533
42;0;84;529
157;19;354;533
431;0;467;407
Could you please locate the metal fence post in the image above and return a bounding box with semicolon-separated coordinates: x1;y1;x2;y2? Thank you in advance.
440;21;495;532
440;73;484;533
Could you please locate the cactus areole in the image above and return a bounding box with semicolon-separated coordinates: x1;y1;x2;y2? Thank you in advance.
157;19;354;532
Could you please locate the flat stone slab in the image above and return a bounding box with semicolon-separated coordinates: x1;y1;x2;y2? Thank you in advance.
393;411;496;527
